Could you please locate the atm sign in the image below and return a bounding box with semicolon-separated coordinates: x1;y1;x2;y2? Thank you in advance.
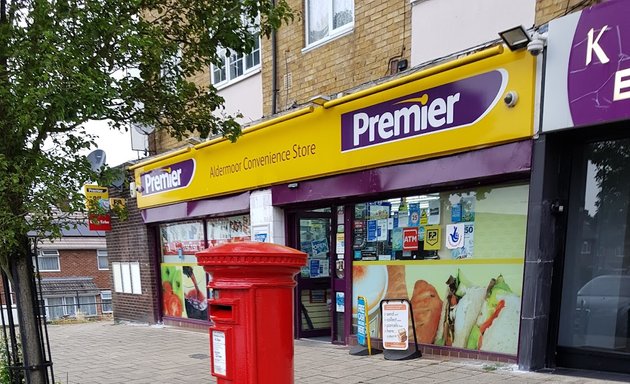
402;228;418;251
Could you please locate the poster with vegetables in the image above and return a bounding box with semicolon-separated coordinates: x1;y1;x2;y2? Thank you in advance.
161;265;184;317
161;264;208;320
352;261;524;356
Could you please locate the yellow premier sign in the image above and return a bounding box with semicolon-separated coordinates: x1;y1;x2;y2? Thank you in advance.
133;47;535;209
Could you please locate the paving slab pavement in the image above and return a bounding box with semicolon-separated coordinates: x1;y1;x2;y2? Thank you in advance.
47;321;630;384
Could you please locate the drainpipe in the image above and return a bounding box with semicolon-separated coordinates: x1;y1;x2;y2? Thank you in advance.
271;0;278;115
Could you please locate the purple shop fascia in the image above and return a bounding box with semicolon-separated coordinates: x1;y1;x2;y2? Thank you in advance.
543;0;630;132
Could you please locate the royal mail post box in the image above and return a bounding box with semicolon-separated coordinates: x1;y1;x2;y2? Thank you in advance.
196;241;306;384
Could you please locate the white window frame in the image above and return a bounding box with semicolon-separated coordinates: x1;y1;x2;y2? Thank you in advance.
211;13;261;88
97;249;109;270
211;37;261;88
101;290;113;313
304;0;354;50
35;250;60;272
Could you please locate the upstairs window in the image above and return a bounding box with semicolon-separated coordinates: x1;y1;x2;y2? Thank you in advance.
36;250;60;272
97;249;109;270
306;0;354;47
212;38;261;87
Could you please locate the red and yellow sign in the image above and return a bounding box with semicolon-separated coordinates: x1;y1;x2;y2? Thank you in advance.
133;47;535;209
84;184;111;231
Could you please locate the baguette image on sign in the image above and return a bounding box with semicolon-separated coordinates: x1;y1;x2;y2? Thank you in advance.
382;301;410;350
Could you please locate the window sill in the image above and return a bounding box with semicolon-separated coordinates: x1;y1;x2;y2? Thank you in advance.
213;67;262;91
302;27;354;54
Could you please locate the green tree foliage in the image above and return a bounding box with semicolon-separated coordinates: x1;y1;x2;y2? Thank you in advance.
0;1;293;382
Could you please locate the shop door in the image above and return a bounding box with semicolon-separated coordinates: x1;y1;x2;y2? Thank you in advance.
290;209;338;340
555;138;630;373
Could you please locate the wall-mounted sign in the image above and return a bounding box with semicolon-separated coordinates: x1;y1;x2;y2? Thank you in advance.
134;49;535;209
543;0;630;131
84;185;111;231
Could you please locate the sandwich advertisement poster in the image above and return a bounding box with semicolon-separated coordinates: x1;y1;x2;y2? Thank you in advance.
352;261;523;356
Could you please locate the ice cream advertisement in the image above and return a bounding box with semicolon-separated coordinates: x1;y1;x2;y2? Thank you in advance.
352;261;524;356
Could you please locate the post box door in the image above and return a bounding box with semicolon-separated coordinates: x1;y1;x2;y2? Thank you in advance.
294;213;333;339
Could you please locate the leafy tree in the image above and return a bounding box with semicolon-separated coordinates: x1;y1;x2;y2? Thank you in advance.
0;1;293;382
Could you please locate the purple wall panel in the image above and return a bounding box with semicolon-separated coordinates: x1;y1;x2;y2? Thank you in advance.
272;140;532;205
141;192;250;223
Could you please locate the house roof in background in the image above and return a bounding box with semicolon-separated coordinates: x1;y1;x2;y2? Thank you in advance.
39;277;101;296
30;222;107;250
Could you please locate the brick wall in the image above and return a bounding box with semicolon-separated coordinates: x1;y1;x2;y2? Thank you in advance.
39;249;111;290
535;0;600;26
262;0;411;115
106;185;160;324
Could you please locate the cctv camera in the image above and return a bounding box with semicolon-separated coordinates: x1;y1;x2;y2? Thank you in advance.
527;32;547;56
504;91;519;108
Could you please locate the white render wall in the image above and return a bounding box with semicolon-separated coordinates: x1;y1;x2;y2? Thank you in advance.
410;0;536;66
216;71;264;125
249;189;285;245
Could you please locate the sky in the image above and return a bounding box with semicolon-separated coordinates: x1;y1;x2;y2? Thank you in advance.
84;120;147;167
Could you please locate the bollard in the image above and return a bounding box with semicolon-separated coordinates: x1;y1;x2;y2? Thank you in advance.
196;241;307;384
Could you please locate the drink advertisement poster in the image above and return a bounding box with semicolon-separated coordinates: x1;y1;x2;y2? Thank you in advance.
382;301;410;350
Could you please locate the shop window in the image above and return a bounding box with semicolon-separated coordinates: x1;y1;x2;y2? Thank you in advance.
206;214;251;246
558;138;630;353
160;220;205;264
159;215;249;321
97;249;109;270
101;291;113;313
35;250;60;272
351;183;529;356
306;0;354;48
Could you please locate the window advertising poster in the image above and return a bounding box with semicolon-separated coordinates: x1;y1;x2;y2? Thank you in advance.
368;202;391;220
392;228;403;252
424;225;441;251
409;203;420;227
377;219;389;241
461;196;476;222
161;264;208;321
160;221;205;260
353;220;366;249
428;200;441;225
446;223;465;249
352;262;524;356
451;223;474;259
367;220;378;242
311;238;329;257
451;203;462;222
206;215;251;247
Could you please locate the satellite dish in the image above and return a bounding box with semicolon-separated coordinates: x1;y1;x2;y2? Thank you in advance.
86;149;107;173
110;168;125;189
132;122;155;135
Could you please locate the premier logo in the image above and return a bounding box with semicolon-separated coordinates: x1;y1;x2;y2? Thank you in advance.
141;159;195;196
341;70;507;151
351;93;461;147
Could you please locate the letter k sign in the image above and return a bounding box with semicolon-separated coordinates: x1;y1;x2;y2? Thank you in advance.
586;25;610;65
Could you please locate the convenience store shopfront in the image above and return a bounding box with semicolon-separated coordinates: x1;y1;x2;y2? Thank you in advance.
132;46;536;362
521;0;630;374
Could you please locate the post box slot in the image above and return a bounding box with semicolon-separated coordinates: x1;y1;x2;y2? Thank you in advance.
210;304;234;321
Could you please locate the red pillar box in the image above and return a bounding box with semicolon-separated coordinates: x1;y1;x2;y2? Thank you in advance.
196;241;306;384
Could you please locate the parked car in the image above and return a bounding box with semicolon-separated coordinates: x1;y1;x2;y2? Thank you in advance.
575;275;630;351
